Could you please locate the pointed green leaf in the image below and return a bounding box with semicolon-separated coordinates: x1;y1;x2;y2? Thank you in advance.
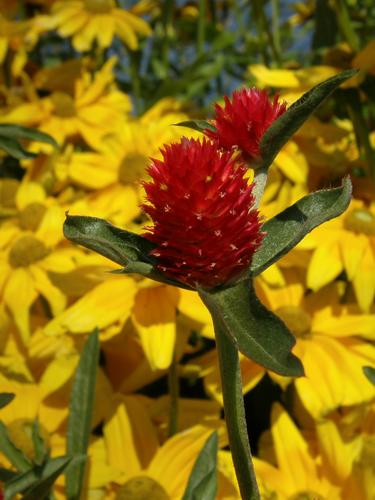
363;366;375;385
0;393;15;410
4;456;71;500
260;69;358;168
0;421;32;472
32;420;49;466
182;432;218;500
199;280;304;377
0;124;58;148
251;178;352;276
63;214;155;266
65;329;99;500
0;467;17;482
174;120;216;133
0;136;37;159
64;215;194;290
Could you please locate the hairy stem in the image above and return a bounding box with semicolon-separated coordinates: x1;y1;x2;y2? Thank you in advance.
214;322;260;500
253;166;268;208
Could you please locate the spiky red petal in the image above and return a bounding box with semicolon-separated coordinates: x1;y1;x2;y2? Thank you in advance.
205;88;287;163
142;138;264;288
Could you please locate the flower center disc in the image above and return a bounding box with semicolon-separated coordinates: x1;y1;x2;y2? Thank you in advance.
9;235;49;268
116;476;169;500
118;153;149;184
20;203;46;231
344;208;375;236
275;305;311;338
50;92;76;118
84;0;114;13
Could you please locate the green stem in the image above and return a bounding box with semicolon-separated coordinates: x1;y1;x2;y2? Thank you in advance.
331;0;359;51
167;351;179;437
345;90;375;179
129;50;142;115
197;0;206;56
161;0;174;75
253;166;268;207
214;321;260;500
271;0;281;61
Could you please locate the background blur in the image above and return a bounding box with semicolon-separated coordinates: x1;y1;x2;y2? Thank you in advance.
0;1;374;498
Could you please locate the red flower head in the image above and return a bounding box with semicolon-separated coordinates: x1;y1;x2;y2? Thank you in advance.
142;138;264;288
205;88;287;163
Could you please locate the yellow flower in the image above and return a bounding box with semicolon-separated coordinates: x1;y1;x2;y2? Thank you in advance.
300;199;375;312
0;181;111;341
257;271;375;418
0;58;131;149
102;393;234;498
44;0;151;51
254;403;359;499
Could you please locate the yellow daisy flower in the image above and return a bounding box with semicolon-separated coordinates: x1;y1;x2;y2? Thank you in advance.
300;199;375;312
0;181;111;341
192;270;375;417
0;57;131;149
44;0;152;52
254;403;364;499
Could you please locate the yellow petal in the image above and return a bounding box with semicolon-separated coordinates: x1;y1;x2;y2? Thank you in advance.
4;268;37;342
87;438;122;488
15;181;45;210
316;419;361;482
29;265;66;316
248;64;300;88
39;354;78;397
340;232;366;280
353;244;375;312
132;286;178;370
44;277;136;336
178;289;212;325
146;426;213;498
307;242;343;291
35;204;65;246
271;403;317;492
103;394;158;477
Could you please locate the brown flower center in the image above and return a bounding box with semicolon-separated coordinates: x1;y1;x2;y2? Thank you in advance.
84;0;114;13
344;208;375;236
118;153;149;184
7;419;49;461
116;476;169;500
19;203;47;231
9;235;49;268
50;91;76;117
275;306;311;338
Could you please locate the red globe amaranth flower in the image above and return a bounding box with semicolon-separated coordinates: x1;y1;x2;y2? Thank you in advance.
205;88;287;163
142;138;264;288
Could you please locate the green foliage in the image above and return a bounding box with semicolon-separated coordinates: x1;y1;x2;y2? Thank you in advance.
199;280;303;377
175;120;216;133
63;215;193;290
363;366;375;385
0;393;15;410
4;456;71;500
0;421;32;472
0;124;58;160
259;69;358;169
251;177;352;276
182;432;218;500
65;329;100;500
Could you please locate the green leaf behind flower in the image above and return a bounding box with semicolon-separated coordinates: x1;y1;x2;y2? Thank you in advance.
199;280;304;377
63;214;194;290
174;119;216;134
251;177;352;276
4;456;72;500
260;69;358;169
363;366;375;385
182;432;218;500
65;329;99;500
0;124;58;160
0;393;15;410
